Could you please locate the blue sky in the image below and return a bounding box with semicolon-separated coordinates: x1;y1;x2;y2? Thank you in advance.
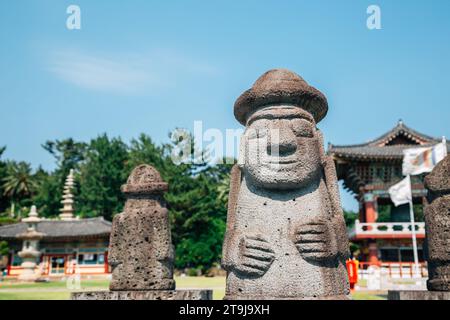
1;0;450;211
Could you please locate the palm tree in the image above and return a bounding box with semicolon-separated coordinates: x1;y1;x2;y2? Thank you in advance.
2;162;37;217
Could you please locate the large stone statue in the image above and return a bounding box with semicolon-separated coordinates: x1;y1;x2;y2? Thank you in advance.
222;69;350;300
424;155;450;291
72;164;211;300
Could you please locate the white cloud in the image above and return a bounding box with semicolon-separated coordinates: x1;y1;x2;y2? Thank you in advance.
48;49;219;95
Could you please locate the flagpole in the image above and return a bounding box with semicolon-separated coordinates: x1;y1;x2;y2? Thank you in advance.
407;174;420;277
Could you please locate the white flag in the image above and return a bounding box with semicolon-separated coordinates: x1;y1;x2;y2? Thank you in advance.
389;176;412;207
402;142;447;176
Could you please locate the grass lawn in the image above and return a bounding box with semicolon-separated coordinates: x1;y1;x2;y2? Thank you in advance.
0;278;110;300
351;291;387;300
0;291;71;300
0;277;385;300
0;279;110;290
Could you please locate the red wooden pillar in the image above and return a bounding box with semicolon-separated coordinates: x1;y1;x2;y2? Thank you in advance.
46;256;50;275
72;253;77;274
364;193;378;223
368;242;379;265
104;251;109;274
6;252;12;276
64;255;68;275
364;193;380;265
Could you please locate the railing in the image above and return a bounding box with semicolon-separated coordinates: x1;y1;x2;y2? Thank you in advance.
358;261;428;279
349;220;426;238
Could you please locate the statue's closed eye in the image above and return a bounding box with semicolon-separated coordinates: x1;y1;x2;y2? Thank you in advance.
291;119;314;138
246;128;269;140
247;129;258;140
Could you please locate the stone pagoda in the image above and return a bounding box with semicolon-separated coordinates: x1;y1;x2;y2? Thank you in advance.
17;206;45;281
60;169;77;221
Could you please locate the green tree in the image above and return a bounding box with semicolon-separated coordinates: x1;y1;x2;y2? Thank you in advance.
42;139;87;174
2;161;37;217
32;169;60;218
127;134;166;172
342;210;360;257
77;134;129;220
0;241;8;256
2;130;237;271
377;205;391;222
343;209;358;228
377;204;424;223
0;147;8;214
171;167;231;271
216;158;236;206
413;204;424;222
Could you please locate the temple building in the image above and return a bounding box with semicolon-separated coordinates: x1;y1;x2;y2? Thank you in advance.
0;170;112;278
328;121;450;275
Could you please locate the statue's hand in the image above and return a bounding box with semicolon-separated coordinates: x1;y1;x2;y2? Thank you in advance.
293;219;338;262
234;234;275;277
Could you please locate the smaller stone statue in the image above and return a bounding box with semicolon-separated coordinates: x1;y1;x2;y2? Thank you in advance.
109;164;174;290
72;164;211;300
424;155;450;291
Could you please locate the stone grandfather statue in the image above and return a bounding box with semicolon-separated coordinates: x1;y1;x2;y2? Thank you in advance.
222;69;350;300
109;164;175;291
72;164;212;300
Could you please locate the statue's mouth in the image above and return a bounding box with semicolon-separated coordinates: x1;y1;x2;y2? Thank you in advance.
263;162;299;171
266;157;298;165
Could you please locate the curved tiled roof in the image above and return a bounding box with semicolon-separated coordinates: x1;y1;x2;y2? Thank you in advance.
0;217;111;241
329;143;450;160
328;121;449;160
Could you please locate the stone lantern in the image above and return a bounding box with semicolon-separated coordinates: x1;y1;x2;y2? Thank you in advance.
17;206;45;281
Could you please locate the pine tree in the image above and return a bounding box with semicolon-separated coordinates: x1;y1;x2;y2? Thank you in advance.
77;134;129;220
0;147;8;214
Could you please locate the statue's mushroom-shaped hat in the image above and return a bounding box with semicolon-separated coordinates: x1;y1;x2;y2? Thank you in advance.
234;69;328;125
121;164;168;195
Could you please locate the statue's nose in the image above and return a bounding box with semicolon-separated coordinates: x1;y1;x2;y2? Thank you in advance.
267;128;297;157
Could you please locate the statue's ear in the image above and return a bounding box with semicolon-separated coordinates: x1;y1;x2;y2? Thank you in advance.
237;134;246;169
315;129;328;167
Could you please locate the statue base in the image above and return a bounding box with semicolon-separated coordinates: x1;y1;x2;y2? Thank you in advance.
388;290;450;300
72;289;213;300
